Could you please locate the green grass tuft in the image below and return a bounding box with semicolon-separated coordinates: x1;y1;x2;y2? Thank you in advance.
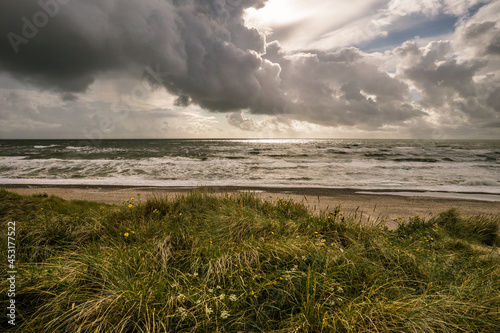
1;189;499;332
433;208;499;246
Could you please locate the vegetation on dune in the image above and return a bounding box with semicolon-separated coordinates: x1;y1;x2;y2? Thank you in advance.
1;188;499;332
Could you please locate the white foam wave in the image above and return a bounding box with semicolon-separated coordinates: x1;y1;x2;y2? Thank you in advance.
65;146;90;151
34;145;59;149
460;179;499;187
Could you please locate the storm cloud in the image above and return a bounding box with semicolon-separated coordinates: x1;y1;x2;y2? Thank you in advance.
0;0;278;107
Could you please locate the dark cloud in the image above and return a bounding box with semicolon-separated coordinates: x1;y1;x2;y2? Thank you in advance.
226;111;260;131
486;86;500;111
483;121;500;128
61;92;78;101
0;0;271;99
486;35;500;55
464;21;496;39
0;0;118;92
460;21;500;56
341;81;366;101
262;45;423;128
395;38;500;128
174;95;191;107
396;41;486;107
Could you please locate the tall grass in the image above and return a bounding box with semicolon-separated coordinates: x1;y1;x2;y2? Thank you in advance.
1;189;499;332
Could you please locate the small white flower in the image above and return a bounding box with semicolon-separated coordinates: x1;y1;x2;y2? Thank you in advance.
219;294;225;300
177;307;187;318
229;294;237;302
216;285;222;289
337;287;344;293
208;288;214;293
221;310;230;319
193;272;199;277
207;307;213;314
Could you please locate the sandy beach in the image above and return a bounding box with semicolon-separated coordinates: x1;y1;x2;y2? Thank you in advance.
3;185;499;229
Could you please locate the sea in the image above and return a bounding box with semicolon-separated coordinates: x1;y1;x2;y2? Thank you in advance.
1;139;499;200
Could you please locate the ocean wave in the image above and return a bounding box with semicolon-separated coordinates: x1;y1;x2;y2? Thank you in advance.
475;155;497;161
34;145;59;149
364;153;402;159
1;139;499;193
0;156;28;161
393;158;439;163
225;156;247;160
328;149;348;154
460;179;499;187
65;146;91;151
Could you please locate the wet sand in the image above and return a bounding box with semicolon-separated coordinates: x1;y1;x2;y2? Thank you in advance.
3;185;499;229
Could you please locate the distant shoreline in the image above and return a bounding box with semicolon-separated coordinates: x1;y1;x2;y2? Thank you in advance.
2;183;499;196
3;184;499;230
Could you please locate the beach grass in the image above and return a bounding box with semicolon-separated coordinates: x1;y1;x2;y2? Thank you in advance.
1;188;499;332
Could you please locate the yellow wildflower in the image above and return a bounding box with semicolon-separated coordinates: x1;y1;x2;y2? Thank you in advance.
124;233;129;237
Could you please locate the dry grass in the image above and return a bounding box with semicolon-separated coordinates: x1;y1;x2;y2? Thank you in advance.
1;189;499;332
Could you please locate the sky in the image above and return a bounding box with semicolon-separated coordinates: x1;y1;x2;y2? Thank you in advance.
0;0;499;139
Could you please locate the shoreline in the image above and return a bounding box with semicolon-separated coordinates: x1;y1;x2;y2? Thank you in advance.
3;184;499;229
2;183;500;196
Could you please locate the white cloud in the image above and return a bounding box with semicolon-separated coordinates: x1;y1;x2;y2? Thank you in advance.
245;0;387;50
387;0;489;17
